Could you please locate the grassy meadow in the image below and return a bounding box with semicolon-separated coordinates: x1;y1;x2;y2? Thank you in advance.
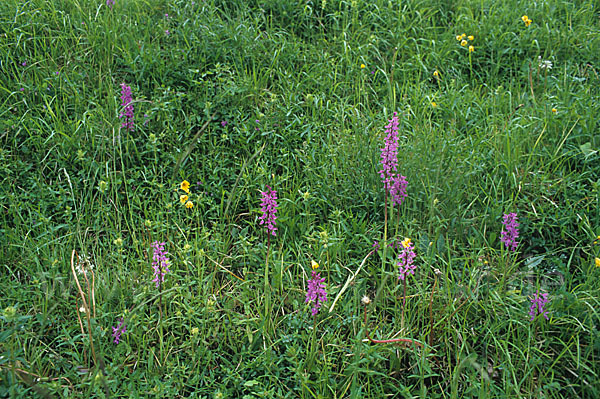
1;0;600;397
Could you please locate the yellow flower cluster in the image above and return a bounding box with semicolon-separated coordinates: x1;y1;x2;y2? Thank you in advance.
179;180;194;209
522;15;532;27
456;33;475;53
593;236;600;267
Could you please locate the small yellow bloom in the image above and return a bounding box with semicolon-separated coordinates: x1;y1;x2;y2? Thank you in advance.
431;101;437;107
460;40;467;47
180;194;189;204
433;70;439;77
469;45;474;53
552;108;557;113
522;16;532;26
595;257;600;267
180;180;190;193
185;201;194;209
468;35;474;41
401;238;412;248
455;35;462;41
311;260;319;270
461;33;466;39
360;63;366;69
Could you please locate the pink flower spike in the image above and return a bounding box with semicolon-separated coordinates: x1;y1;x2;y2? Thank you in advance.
398;239;417;281
379;113;408;206
306;271;327;315
112;318;126;344
151;241;170;288
259;186;278;236
529;290;550;321
501;212;519;251
119;83;134;131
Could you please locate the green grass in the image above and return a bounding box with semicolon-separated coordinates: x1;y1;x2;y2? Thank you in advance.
1;0;599;397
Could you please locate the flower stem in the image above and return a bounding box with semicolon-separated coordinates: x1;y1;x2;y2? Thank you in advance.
363;304;423;348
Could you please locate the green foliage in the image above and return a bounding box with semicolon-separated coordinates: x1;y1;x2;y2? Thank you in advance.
1;0;599;397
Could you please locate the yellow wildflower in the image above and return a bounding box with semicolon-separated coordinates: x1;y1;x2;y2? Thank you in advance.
185;201;194;209
180;180;190;193
401;238;412;248
460;40;467;47
552;108;557;114
431;101;437;108
311;260;319;270
469;45;474;53
468;35;474;41
455;35;462;41
522;15;532;26
461;33;466;39
596;257;600;267
180;194;189;204
360;63;366;69
433;70;439;77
